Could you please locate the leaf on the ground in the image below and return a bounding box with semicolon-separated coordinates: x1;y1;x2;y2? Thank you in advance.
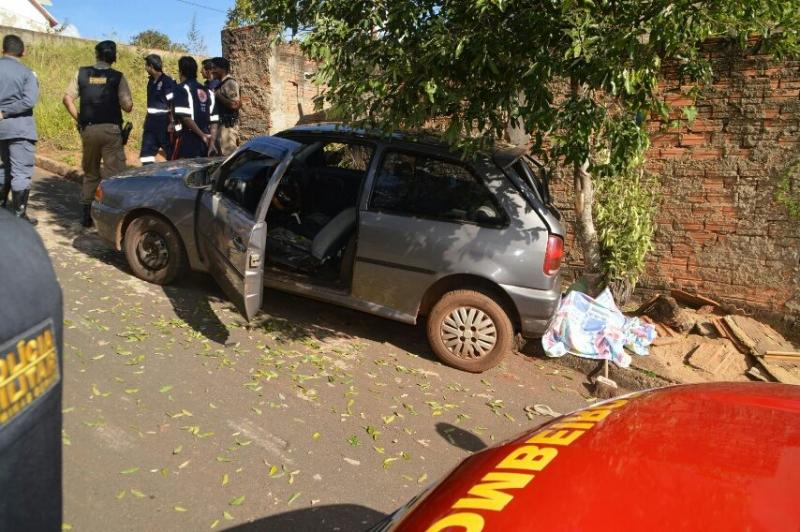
210;519;220;529
229;495;245;507
62;430;71;446
373;446;385;454
125;388;139;395
382;457;399;470
223;511;234;521
343;458;360;466
130;489;146;499
347;435;360;447
178;460;191;469
173;445;183;455
62;525;73;531
346;398;354;415
312;432;321;441
287;492;301;505
381;414;396;425
62;407;75;414
251;406;262;415
120;467;139;475
268;464;280;477
160;468;169;478
174;505;188;512
160;385;174;393
365;425;381;441
216;455;232;463
116;490;126;500
222;473;229;486
418;473;428;484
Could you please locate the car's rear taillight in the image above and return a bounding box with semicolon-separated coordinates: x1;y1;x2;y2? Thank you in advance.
543;235;564;276
94;184;104;203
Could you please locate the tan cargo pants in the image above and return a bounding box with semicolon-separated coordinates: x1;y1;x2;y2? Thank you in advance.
218;125;240;157
81;124;126;204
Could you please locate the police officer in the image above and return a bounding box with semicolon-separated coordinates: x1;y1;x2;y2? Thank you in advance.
140;54;176;165
0;35;39;225
173;56;218;159
0;209;64;531
62;40;133;227
211;57;241;156
202;58;221;92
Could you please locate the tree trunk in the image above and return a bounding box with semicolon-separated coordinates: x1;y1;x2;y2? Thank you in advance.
570;77;603;291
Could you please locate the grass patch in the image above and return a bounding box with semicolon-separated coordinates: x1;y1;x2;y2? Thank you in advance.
22;40;188;154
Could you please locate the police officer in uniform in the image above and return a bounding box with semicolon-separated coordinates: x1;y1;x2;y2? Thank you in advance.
62;40;133;227
173;56;218;159
202;58;220;92
0;209;64;531
0;35;39;225
140;54;176;165
211;57;241;156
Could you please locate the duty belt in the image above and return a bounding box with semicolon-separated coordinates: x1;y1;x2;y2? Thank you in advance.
147;108;170;114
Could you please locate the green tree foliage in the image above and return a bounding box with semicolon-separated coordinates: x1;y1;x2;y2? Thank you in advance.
227;0;259;28
130;30;187;52
251;0;800;294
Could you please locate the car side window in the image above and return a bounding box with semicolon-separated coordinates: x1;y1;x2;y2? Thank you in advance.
370;151;504;225
216;150;278;216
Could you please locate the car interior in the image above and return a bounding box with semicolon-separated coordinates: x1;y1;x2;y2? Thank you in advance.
263;140;374;288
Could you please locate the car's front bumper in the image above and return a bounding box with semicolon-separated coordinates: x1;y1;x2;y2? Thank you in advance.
91;201;125;250
501;280;561;338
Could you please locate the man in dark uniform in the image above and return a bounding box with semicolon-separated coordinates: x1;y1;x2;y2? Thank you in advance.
0;35;39;225
172;56;218;159
202;58;220;92
140;54;176;165
62;40;133;227
0;209;64;531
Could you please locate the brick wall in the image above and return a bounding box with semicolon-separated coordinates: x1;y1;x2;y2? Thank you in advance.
221;26;322;137
553;41;800;332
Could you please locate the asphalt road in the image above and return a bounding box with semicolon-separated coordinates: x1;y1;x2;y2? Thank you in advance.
27;168;590;531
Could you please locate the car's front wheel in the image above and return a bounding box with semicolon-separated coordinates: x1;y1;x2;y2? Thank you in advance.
123;214;186;285
426;290;514;372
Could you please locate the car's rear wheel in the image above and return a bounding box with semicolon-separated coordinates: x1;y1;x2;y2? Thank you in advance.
426;290;514;372
124;214;186;285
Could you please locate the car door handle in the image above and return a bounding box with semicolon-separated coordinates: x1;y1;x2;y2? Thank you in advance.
232;236;247;253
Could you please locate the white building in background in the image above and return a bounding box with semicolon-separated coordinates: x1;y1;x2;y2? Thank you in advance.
0;0;79;37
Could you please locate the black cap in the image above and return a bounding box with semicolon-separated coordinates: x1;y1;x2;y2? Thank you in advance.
211;57;230;72
145;53;163;72
95;40;117;63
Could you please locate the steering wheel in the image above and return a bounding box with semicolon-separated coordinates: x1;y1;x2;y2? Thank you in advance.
272;176;303;212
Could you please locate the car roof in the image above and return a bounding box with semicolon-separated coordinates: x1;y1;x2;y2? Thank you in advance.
279;122;527;166
393;383;800;531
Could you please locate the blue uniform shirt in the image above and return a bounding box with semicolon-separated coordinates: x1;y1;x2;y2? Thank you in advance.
144;73;176;131
0;56;38;142
173;79;218;158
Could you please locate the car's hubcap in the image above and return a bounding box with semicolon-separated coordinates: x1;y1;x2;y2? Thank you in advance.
137;231;169;271
441;306;497;359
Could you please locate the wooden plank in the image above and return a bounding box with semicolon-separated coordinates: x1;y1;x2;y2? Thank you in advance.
722;316;758;352
758;359;800;386
763;354;800;363
671;289;721;309
765;350;800;358
634;295;661;316
728;316;796;356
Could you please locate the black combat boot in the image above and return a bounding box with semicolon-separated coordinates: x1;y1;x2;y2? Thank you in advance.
0;180;9;209
12;189;37;226
81;204;93;228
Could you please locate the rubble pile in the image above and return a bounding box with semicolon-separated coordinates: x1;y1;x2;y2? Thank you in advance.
635;290;800;385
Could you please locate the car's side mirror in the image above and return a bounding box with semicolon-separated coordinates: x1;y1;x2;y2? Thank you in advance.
185;168;211;189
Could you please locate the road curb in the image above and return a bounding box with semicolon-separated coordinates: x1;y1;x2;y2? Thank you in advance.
35;155;82;185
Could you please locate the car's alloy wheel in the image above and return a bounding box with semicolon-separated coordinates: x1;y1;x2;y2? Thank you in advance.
426;289;514;373
136;231;170;271
441;306;498;359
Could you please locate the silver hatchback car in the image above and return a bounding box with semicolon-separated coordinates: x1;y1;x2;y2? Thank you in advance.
92;124;564;372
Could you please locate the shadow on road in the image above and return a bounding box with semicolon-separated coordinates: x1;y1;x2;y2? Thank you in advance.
224;504;387;532
435;422;487;452
32;174;435;358
32;174;231;345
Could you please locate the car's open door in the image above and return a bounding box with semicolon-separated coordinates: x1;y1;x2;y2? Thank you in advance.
196;137;301;321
